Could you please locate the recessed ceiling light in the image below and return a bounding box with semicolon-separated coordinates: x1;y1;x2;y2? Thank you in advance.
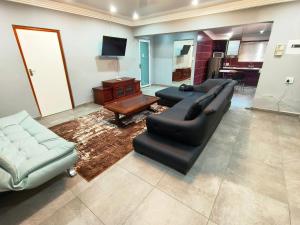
133;12;139;20
227;32;233;39
260;30;265;34
197;35;203;41
110;5;117;13
191;0;199;6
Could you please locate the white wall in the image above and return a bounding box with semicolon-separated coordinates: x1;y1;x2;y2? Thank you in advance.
0;1;139;118
134;1;300;114
152;32;197;86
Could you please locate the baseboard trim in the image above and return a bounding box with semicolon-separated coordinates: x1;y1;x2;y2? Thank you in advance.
35;101;95;120
247;106;300;118
150;84;171;87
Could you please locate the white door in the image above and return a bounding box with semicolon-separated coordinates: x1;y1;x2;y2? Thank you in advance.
15;27;73;117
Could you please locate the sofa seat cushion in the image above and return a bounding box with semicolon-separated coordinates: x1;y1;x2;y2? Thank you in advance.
156;87;205;102
133;131;204;174
0;111;75;184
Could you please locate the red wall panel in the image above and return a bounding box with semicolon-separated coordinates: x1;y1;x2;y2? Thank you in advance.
193;32;213;85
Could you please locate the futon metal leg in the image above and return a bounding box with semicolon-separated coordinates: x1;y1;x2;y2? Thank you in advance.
67;168;77;177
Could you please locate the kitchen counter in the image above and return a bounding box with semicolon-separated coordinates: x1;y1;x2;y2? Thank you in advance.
219;67;261;86
222;66;261;71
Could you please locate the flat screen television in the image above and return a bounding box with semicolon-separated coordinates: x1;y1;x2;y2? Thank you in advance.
102;36;127;56
180;45;191;55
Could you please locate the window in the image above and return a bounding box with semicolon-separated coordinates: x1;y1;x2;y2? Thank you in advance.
238;41;268;62
226;40;240;56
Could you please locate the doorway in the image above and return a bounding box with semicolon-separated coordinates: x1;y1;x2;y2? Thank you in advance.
172;40;194;86
13;25;74;117
139;40;150;87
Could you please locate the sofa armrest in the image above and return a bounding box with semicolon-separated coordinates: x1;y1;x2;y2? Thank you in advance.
146;114;206;146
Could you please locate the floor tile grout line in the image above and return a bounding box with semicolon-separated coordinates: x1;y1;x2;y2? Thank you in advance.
117;160;213;221
155;185;210;221
36;191;77;225
229;143;291;206
118;160;213;221
281;147;292;225
116;160;170;188
206;178;225;225
155;167;170;187
206;134;238;225
77;196;107;225
231;150;284;171
121;187;156;225
76;165;147;225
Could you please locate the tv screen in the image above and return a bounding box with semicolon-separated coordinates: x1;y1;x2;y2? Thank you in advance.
102;36;127;56
180;45;191;55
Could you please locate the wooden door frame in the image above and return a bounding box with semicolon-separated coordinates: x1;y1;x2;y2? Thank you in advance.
12;25;75;116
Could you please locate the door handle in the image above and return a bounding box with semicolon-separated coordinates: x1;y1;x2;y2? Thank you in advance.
28;69;35;77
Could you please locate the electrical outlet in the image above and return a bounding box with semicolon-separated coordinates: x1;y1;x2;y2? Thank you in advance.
285;77;294;84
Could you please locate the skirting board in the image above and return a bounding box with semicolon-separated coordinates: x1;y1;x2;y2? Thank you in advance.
150;84;171;87
247;106;300;118
34;101;95;119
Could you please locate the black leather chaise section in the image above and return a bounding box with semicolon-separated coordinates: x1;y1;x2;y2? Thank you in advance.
134;79;237;174
133;132;206;174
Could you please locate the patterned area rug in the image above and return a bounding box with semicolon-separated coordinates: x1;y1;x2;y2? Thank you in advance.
50;104;166;181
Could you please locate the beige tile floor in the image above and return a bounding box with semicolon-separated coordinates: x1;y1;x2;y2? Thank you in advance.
1;86;300;225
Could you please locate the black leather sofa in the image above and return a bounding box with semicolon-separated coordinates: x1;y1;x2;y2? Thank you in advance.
133;79;237;174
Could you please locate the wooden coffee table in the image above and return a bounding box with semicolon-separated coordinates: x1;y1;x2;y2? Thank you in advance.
104;95;159;126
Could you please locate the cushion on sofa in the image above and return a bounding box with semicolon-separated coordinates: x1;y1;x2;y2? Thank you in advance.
184;92;215;120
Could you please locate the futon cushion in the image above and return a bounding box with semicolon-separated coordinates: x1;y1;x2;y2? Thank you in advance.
0;111;75;184
184;93;215;120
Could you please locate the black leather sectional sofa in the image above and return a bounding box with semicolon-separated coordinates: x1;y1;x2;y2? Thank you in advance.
133;79;237;174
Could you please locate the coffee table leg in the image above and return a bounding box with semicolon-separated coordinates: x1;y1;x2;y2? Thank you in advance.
114;112;120;124
148;106;157;113
114;113;125;127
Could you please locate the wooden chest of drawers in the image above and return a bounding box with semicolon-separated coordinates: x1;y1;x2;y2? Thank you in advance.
93;77;142;105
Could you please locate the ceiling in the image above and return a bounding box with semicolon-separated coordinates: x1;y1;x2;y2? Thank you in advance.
204;22;273;41
53;0;240;19
7;0;296;26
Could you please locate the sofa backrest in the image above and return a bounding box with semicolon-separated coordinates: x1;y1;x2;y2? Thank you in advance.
193;79;230;93
184;80;232;121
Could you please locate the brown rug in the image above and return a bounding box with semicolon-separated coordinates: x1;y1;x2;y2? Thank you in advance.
50;104;166;181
